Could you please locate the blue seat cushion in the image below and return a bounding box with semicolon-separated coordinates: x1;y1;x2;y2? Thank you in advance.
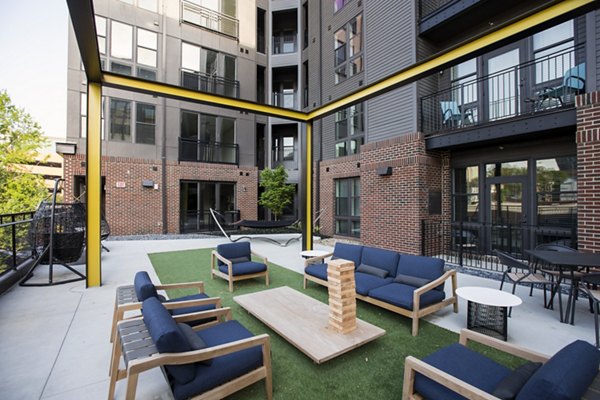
171;320;264;400
355;272;393;296
396;254;445;291
367;282;445;310
216;242;251;266
134;271;158;301
332;242;363;268
142;297;195;384
360;247;399;277
218;261;267;276
305;263;328;281
415;343;511;400
516;340;600;400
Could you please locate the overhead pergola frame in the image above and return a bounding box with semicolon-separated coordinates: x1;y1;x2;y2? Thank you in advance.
65;0;597;287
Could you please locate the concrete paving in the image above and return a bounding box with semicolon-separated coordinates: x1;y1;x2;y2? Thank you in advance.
0;236;596;399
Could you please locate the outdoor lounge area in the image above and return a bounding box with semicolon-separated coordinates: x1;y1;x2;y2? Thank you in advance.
2;235;600;400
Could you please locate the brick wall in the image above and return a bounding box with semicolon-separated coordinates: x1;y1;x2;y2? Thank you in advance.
576;92;600;252
319;133;443;254
63;154;258;236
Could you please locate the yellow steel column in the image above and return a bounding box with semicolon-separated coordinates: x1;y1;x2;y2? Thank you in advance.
86;82;102;287
302;122;313;250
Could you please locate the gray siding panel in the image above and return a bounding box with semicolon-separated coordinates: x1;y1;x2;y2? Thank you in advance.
367;84;417;142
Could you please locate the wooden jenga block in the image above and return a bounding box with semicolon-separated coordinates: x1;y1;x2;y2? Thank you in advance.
327;258;357;334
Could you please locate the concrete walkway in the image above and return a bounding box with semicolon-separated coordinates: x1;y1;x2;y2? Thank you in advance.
0;237;596;399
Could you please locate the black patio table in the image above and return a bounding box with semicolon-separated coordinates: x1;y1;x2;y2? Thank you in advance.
526;249;600;325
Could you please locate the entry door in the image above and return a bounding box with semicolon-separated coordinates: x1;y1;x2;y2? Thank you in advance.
486;177;528;254
485;47;521;121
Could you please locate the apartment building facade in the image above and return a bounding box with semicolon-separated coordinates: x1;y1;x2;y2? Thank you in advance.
63;0;600;256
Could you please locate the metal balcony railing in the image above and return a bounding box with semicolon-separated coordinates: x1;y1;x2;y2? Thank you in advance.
178;138;239;165
0;211;34;276
272;145;297;169
418;0;456;20
180;0;239;39
272;91;296;109
273;32;297;54
181;69;240;98
421;44;585;135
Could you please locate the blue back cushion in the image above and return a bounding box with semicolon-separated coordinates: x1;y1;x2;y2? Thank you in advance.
360;247;399;277
396;255;445;291
332;243;363;268
142;297;196;384
517;340;600;400
134;271;158;301
216;242;251;266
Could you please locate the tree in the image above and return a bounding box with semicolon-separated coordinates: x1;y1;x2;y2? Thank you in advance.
0;90;48;214
258;165;295;220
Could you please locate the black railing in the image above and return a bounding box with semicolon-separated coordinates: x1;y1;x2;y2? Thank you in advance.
421;220;577;271
179;138;239;165
0;211;35;276
273;32;297;54
181;209;240;234
421;44;585;135
181;70;240;98
180;0;239;39
418;0;455;20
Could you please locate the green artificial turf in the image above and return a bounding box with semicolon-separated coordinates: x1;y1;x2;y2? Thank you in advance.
149;248;523;399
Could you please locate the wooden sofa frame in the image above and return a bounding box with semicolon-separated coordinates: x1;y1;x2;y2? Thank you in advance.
211;250;269;292
303;251;458;336
402;328;600;400
110;307;273;400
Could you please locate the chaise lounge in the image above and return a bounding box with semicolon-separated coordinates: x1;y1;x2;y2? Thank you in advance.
304;242;458;336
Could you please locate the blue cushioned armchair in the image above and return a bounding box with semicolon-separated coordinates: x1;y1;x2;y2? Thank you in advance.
110;271;221;344
109;297;272;400
403;329;600;400
211;242;269;292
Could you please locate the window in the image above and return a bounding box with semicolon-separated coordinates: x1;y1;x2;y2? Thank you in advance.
118;0;158;12
452;166;479;222
106;20;158;79
137;28;157;67
302;3;308;49
180;111;236;163
533;20;575;84
135;103;156;144
80;93;105;139
334;0;348;13
536;157;577;227
110;99;131;142
334;14;363;84
182;0;238;38
335;103;364;157
111;21;133;60
335;178;360;237
257;8;266;54
96;16;106;55
181;42;237;97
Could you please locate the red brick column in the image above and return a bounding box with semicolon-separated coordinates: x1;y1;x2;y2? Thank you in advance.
576;92;600;252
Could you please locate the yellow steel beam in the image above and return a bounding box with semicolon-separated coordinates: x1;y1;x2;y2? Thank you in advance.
102;73;308;122
86;82;102;287
303;122;313;251
307;0;596;120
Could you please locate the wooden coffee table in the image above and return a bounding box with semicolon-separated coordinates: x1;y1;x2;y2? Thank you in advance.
234;286;385;364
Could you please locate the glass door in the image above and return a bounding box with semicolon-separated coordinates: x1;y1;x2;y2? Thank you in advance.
486;47;521;121
486;177;528;254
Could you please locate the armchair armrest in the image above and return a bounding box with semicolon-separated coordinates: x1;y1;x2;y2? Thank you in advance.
414;270;456;297
403;355;498;400
127;333;271;375
155;281;205;293
250;250;268;265
172;306;233;326
304;251;334;268
458;329;549;363
211;250;234;276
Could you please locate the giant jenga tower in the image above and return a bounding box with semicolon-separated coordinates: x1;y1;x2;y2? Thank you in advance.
327;259;356;334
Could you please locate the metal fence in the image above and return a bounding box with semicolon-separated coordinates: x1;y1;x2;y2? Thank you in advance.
178;138;239;165
421;44;584;135
0;211;34;276
181;70;240;98
180;0;239;39
421;220;577;271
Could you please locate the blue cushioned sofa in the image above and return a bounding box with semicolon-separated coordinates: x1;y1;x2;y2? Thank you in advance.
403;328;600;400
304;242;458;336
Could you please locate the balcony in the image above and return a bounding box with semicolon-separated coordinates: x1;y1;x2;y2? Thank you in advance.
272;91;297;109
421;44;585;137
178;138;239;165
272;145;297;170
181;69;240;98
180;0;239;39
272;32;297;55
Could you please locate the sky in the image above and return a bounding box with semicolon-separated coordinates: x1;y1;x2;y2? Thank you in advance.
0;0;69;139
